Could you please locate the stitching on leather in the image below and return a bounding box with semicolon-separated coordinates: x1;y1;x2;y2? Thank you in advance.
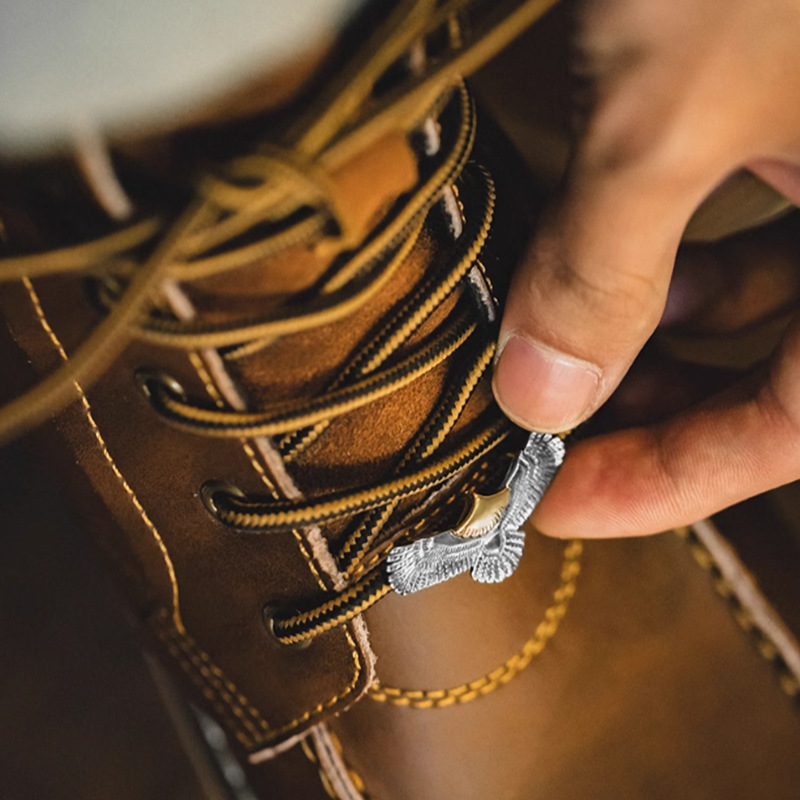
188;350;280;495
240;439;281;493
153;609;271;748
188;351;225;404
676;526;800;701
327;728;372;800
292;529;329;592
22;278;280;743
21;277;187;631
303;726;374;800
186;348;366;735
270;626;362;737
302;737;341;800
368;540;582;708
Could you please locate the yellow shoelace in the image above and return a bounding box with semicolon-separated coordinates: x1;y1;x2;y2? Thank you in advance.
0;0;560;642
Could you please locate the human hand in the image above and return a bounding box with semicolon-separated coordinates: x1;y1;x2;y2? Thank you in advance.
492;0;800;537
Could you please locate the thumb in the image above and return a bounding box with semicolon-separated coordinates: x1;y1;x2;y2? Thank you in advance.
493;138;728;433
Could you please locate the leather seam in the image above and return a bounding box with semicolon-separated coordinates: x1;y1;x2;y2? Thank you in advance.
677;525;800;702
21;277;276;742
292;529;330;591
21;277;188;628
186;347;366;736
269;628;362;738
22;276;366;742
188;351;280;496
368;539;582;708
163;275;367;739
304;724;371;800
154;610;270;748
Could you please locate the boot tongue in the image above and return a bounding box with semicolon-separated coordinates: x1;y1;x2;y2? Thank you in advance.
180;126;422;412
174;125;447;504
184;130;419;305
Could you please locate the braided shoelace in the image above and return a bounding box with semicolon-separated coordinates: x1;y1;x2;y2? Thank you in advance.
0;0;558;644
146;96;518;645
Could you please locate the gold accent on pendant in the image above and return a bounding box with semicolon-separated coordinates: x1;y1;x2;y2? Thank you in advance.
453;487;510;539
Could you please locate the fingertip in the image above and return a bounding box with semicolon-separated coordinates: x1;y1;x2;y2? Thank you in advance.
531;422;688;540
492;332;603;432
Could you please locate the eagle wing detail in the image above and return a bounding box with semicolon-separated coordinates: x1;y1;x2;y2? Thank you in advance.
386;433;565;595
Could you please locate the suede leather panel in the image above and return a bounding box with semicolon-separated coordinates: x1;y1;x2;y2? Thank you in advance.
187;132;419;304
222;230;443;410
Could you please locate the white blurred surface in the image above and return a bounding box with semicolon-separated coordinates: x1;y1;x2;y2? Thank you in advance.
0;0;362;153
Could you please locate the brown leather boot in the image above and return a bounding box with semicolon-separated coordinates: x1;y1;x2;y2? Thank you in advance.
2;2;800;798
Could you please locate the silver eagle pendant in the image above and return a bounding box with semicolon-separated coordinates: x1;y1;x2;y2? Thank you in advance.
386;432;565;595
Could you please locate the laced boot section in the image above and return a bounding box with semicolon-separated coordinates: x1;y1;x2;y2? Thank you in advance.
0;0;556;651
147;136;519;646
0;0;559;443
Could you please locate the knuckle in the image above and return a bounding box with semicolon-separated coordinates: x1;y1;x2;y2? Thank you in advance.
547;255;665;331
755;372;800;474
578;98;674;178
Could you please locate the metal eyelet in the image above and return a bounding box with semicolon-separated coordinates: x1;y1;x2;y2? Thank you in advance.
84;274;127;314
200;479;246;519
134;369;187;401
262;605;312;650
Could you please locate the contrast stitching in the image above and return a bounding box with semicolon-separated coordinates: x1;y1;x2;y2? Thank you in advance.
153;610;271;748
368;540;582;708
188;350;280;495
292;529;330;592
22;276;185;631
303;727;374;800
22;277;278;739
186;350;365;734
270;627;363;737
676;526;800;701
